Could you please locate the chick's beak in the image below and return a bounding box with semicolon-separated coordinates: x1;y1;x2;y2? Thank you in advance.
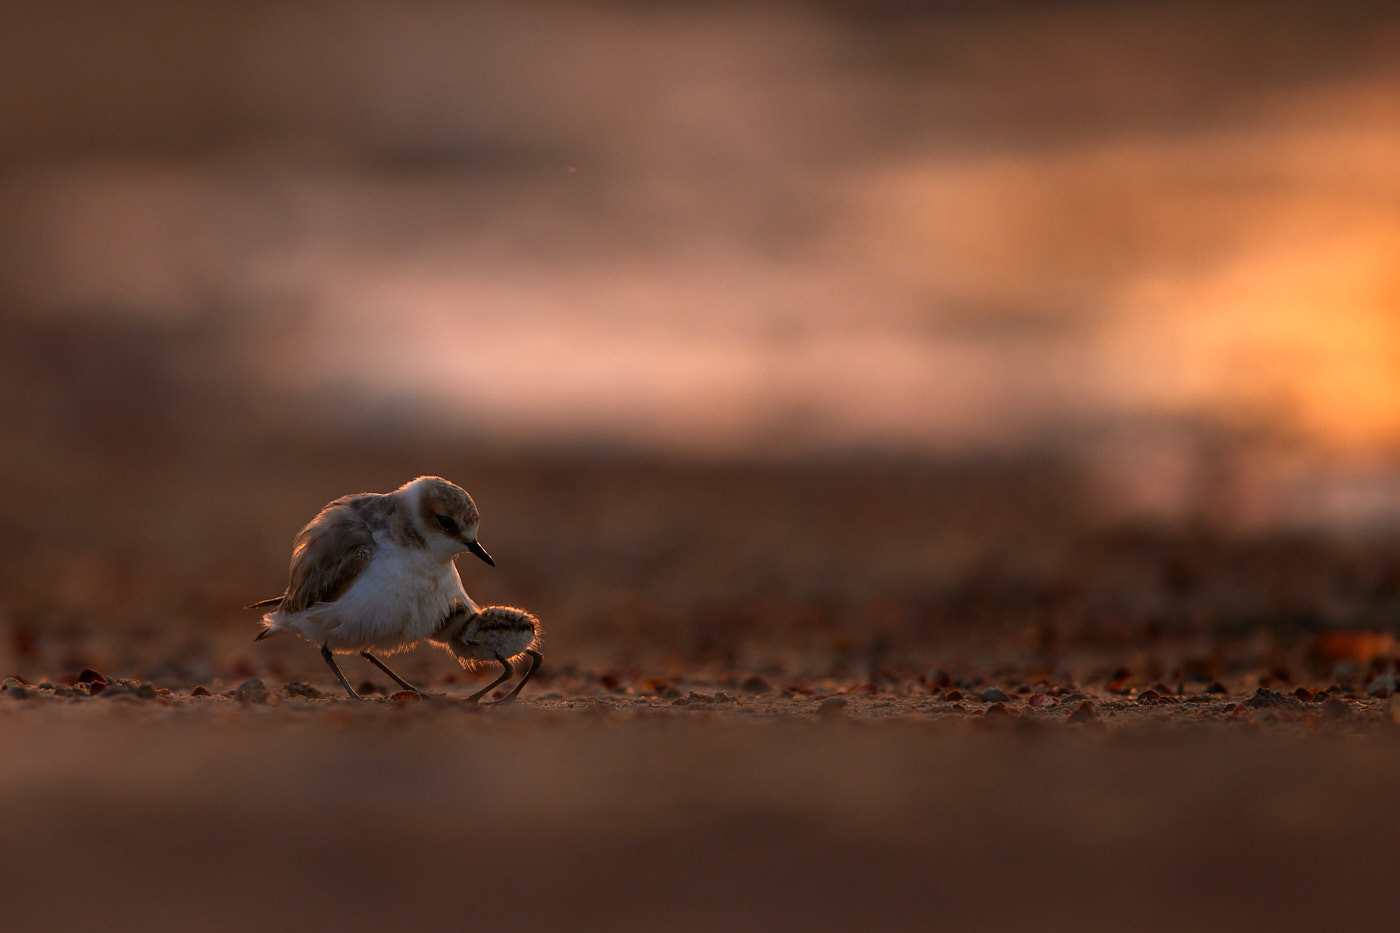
465;538;495;566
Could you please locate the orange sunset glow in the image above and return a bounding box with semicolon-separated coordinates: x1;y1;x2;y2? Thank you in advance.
5;2;1400;481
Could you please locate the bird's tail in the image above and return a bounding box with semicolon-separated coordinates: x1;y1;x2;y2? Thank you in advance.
249;597;285;642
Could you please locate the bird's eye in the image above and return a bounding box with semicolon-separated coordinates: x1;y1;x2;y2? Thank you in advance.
435;515;459;535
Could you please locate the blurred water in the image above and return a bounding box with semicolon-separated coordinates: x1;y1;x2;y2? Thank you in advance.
2;1;1399;501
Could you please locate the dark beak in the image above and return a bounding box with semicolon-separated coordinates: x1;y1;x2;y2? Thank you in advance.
465;538;495;566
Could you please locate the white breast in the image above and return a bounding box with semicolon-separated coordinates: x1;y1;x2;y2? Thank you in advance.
302;542;473;652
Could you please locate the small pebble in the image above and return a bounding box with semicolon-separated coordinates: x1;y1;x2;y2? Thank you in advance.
1245;688;1304;711
190;686;211;697
235;678;269;704
1331;660;1362;683
925;670;951;688
637;677;674;696
817;697;847;718
1066;700;1098;724
389;691;421;703
1320;698;1352;722
1365;674;1396;698
740;675;772;694
77;669;107;686
979;687;1009;703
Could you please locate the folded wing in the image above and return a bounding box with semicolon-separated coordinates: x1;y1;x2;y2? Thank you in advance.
280;495;378;613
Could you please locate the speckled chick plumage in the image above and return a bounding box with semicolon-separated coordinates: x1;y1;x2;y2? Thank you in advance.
434;605;543;671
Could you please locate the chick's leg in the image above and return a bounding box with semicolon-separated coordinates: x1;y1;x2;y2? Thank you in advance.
466;655;513;704
498;650;543;703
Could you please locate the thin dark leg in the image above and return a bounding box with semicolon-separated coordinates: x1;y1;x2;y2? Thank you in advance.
321;643;362;699
498;650;542;703
360;651;436;696
465;655;513;704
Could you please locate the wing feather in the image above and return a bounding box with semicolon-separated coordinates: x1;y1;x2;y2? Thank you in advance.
279;495;379;613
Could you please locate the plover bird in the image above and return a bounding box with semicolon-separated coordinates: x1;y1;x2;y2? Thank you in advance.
433;604;543;703
249;476;497;699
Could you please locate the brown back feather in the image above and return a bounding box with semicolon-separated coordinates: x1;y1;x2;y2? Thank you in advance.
280;494;386;612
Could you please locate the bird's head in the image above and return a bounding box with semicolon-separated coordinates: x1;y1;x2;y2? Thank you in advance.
404;476;495;565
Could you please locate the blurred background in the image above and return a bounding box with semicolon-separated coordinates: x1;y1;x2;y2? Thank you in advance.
3;0;1400;685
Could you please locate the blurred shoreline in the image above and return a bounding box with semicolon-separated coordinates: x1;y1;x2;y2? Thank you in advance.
5;1;1400;470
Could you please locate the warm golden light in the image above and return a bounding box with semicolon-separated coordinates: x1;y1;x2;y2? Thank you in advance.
1118;220;1400;454
2;1;1400;479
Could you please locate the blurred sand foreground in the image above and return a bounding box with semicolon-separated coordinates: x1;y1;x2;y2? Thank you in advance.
2;691;1399;931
